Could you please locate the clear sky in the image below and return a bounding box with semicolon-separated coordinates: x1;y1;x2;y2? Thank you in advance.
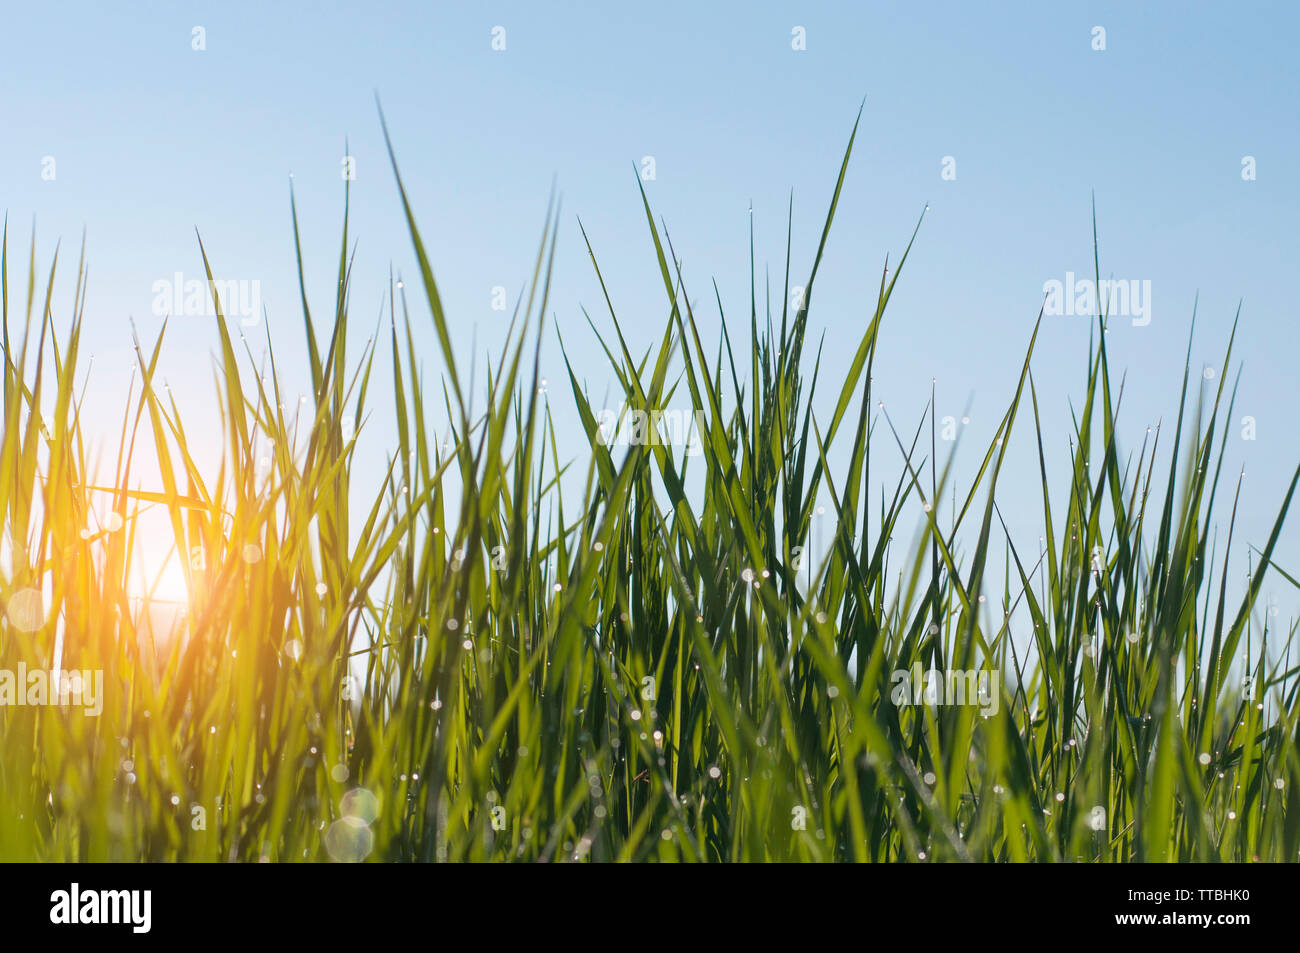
3;2;1299;626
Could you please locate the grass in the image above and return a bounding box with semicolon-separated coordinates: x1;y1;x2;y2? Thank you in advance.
1;109;1298;862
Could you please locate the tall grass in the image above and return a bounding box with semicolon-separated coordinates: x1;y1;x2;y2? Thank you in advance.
1;112;1297;862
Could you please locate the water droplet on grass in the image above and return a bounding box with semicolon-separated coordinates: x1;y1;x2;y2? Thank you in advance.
324;817;372;862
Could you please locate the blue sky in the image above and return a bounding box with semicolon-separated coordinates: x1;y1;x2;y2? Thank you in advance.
3;2;1299;627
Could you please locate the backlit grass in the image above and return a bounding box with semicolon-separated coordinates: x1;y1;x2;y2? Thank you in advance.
1;111;1297;862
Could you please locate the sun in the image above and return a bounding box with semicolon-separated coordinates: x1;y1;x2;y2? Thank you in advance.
132;545;192;607
151;553;192;605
